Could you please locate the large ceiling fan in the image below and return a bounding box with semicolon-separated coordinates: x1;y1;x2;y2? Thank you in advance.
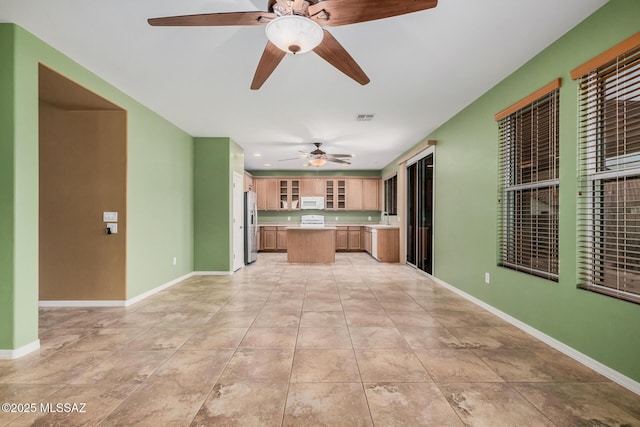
280;142;352;166
148;0;438;89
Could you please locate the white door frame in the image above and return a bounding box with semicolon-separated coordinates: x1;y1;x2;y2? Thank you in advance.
232;172;244;272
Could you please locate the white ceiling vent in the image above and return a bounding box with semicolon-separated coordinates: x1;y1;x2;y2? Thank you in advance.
355;114;375;121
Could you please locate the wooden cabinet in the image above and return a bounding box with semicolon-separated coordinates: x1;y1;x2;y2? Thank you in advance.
244;173;254;192
362;179;380;210
377;228;399;262
325;179;346;210
278;179;300;210
266;179;279;210
345;178;380;211
348;227;362;250
257;176;379;211
259;226;287;251
363;226;399;262
256;178;267;210
261;226;277;250
301;178;324;197
346;179;363;210
336;226;362;251
287;228;336;263
336;227;348;250
277;227;288;250
255;178;284;211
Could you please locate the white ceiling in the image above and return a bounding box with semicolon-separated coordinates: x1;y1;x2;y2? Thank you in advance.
1;0;608;170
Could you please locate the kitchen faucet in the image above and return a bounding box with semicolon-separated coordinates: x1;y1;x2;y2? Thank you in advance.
382;211;390;225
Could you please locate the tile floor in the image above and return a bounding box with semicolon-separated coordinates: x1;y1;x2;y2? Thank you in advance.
1;252;639;426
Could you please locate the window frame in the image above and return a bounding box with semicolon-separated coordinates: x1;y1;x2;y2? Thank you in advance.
383;174;398;216
573;32;640;304
495;79;561;281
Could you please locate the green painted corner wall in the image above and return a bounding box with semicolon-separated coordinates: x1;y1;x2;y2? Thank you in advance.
388;0;640;381
194;137;243;272
0;25;16;349
1;23;194;350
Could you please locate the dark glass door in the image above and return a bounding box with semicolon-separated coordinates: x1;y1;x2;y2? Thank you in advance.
406;153;433;274
407;163;417;266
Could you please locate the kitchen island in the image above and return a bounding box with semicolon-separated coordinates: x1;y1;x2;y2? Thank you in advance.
286;227;336;263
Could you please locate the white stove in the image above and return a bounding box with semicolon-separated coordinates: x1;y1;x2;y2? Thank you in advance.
300;215;325;228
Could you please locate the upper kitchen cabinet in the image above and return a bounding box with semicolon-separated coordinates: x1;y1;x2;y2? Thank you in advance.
301;178;324;197
346;178;380;211
325;179;346;210
254;176;380;211
362;179;380;210
244;173;254;192
256;178;279;210
346;179;363;210
279;179;300;210
256;178;267;210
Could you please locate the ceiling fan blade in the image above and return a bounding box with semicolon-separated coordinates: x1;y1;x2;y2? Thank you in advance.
326;158;351;165
251;41;287;90
279;157;305;161
148;11;276;27
327;153;352;158
309;0;437;27
312;30;370;85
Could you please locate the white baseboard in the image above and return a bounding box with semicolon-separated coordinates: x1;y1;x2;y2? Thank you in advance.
0;339;40;359
38;271;197;308
424;271;640;396
192;271;232;276
125;272;195;306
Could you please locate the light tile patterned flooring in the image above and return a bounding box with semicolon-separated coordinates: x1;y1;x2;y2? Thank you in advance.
1;252;639;426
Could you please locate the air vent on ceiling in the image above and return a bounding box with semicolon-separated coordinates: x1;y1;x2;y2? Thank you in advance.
355;113;375;121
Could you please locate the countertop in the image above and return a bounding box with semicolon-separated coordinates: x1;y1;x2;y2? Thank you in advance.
285;226;338;230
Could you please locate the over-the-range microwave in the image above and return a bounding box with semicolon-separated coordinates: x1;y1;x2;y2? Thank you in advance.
300;196;325;210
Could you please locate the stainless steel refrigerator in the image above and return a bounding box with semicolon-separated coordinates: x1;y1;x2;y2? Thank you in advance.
244;191;258;264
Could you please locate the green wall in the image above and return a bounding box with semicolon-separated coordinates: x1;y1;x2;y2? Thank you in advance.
1;24;194;351
0;25;17;349
194;137;244;272
388;0;640;381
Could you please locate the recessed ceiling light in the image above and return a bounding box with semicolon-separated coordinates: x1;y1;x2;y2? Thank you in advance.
264;163;271;167
341;163;349;167
254;153;262;157
303;163;309;167
355;114;375;121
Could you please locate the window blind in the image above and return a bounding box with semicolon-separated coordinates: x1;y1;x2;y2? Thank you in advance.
576;38;640;304
497;85;560;281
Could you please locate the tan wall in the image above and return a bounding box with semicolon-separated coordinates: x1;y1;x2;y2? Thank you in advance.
39;102;127;300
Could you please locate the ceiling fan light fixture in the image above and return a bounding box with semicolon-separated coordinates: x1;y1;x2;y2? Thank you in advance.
265;15;323;54
309;158;327;167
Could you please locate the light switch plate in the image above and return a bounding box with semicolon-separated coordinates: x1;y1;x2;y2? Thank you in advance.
103;212;118;222
107;223;118;234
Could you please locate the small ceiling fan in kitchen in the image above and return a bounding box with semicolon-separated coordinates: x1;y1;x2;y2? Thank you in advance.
147;0;438;89
280;142;352;166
